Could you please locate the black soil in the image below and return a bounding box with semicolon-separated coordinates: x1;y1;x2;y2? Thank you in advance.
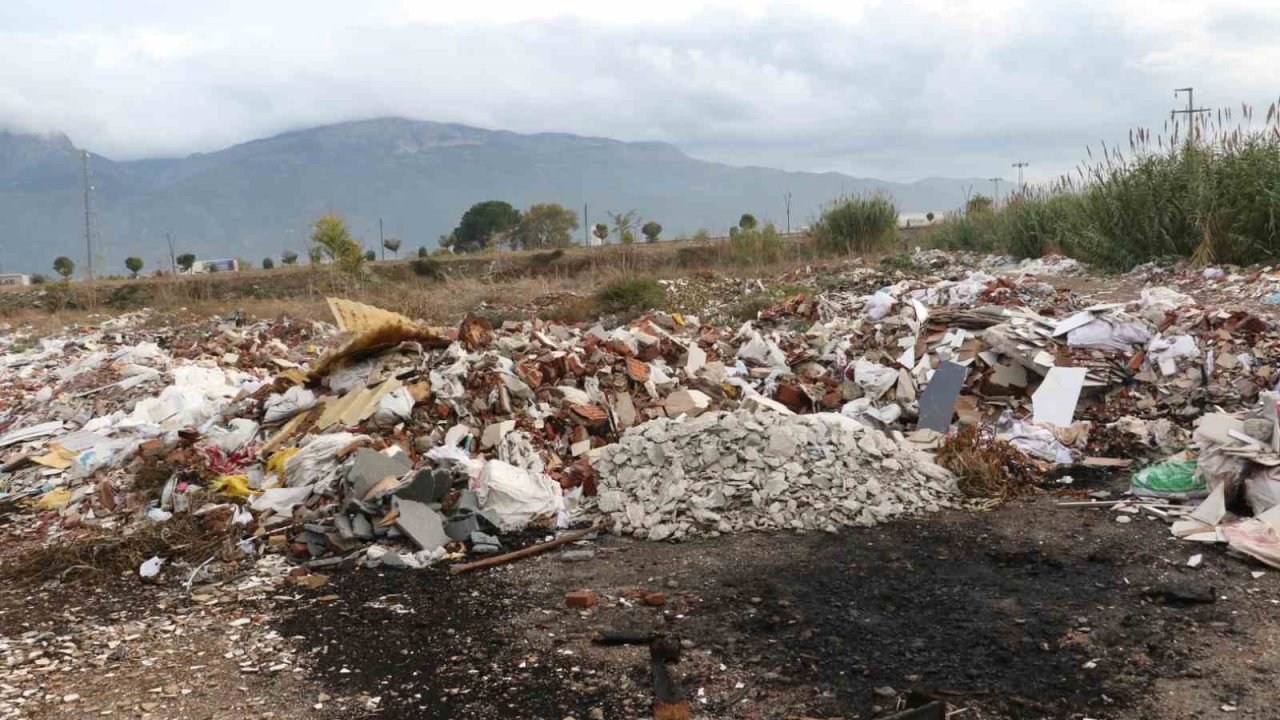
277;497;1239;720
276;567;630;720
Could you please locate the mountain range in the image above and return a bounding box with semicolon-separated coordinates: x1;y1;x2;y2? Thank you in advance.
0;118;984;275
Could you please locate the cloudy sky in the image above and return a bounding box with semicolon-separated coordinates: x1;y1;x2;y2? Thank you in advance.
1;0;1277;181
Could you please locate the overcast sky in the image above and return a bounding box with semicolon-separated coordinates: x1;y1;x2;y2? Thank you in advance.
1;0;1277;182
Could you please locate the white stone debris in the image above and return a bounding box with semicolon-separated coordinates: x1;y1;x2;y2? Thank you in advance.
590;409;958;541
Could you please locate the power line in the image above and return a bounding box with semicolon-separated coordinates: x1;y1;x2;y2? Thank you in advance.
1172;87;1211;142
1011;162;1029;193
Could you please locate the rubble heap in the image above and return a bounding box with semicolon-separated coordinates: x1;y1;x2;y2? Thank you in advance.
591;409;957;541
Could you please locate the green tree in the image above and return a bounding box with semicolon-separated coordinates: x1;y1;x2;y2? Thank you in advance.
418;246;430;257
608;210;637;245
382;236;402;258
124;257;143;277
311;213;364;273
448;201;521;253
513;203;579;249
281;251;298;266
176;253;196;272
926;211;936;223
739;213;758;231
262;257;275;269
641;221;662;243
53;256;75;279
966;194;994;215
364;249;376;262
592;223;609;245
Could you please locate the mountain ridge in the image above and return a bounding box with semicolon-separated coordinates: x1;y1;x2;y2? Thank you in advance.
0;117;980;274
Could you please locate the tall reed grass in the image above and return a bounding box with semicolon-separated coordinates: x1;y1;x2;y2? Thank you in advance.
927;99;1280;270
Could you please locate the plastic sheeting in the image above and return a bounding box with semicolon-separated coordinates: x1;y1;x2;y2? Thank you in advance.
474;459;565;532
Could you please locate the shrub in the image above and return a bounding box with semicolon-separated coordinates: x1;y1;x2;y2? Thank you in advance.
813;194;899;253
595;278;666;314
411;257;443;279
281;251;298;266
728;223;786;265
739;213;758;231
926;213;998;252
262;257;275;269
994;193;1087;259
642;221;662;243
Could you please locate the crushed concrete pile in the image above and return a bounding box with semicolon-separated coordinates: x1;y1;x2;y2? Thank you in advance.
590;409;957;541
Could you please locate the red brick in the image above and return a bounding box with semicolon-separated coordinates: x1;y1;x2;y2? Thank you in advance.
565;590;599;609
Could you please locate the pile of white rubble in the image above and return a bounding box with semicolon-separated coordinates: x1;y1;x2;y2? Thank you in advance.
590;409;958;541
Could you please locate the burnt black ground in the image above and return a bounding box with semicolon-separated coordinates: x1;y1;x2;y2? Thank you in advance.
274;490;1265;720
276;566;631;720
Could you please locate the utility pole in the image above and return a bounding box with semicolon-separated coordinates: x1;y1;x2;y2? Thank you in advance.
1172;87;1211;142
379;218;385;261
81;150;94;282
988;178;1002;207
782;192;792;234
1011;162;1029;194
166;231;177;275
583;203;589;246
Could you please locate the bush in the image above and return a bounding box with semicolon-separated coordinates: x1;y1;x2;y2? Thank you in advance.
411;257;444;279
926;213;998;252
813;194;898;253
262;258;275;269
727;223;786;265
595;278;666;314
994;193;1088;259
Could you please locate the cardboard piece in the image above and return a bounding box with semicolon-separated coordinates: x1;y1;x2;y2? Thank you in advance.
916;361;968;432
1031;367;1087;427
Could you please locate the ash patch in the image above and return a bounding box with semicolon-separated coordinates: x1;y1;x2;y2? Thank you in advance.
718;517;1196;718
276;568;626;720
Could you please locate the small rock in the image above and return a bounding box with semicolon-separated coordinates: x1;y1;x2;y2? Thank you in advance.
872;686;897;699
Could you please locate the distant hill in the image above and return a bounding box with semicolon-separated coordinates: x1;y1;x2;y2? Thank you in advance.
0;118;983;274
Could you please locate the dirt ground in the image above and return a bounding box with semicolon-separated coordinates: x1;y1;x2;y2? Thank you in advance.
11;470;1277;720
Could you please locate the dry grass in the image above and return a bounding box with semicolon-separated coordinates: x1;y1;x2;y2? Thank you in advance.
935;426;1043;501
3;513;241;586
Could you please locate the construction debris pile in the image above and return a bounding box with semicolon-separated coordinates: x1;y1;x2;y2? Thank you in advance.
591;409;956;540
2;249;1280;583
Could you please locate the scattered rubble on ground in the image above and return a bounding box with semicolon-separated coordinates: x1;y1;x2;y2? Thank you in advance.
5;249;1280;716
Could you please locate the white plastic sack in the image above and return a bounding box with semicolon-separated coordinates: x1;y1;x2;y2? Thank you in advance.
426;443;487;481
208;418;260;452
1140;287;1194;316
852;360;898;400
372;387;414;427
251;485;314;515
263;386;316;423
285;432;366;492
1149;334;1198;376
1066;319;1152;352
475;459;565;532
736;332;788;368
1247;466;1280;514
863;291;896;321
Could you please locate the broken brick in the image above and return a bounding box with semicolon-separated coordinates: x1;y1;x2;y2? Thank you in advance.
565;590;599;609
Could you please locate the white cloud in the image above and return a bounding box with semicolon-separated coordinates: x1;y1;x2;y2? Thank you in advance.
0;0;1276;181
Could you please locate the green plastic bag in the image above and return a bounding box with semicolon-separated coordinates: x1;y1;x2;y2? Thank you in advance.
1130;460;1205;499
